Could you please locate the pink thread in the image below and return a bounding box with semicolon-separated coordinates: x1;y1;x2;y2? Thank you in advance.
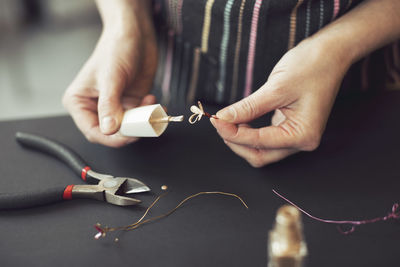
272;189;400;234
332;0;340;20
243;0;263;98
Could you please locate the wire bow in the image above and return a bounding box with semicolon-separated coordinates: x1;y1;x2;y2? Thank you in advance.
188;101;216;124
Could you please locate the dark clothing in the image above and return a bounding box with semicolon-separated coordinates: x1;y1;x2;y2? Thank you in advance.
151;0;399;109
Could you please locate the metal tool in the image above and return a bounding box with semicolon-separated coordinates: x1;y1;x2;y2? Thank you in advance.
0;132;150;210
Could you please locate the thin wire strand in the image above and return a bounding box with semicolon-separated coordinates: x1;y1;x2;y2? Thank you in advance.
95;191;248;238
273;189;400;234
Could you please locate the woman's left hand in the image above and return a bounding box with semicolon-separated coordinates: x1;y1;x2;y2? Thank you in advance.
211;38;350;167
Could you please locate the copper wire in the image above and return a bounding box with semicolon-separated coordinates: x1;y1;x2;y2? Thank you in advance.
95;191;248;238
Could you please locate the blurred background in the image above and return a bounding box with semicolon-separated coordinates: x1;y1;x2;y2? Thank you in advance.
0;0;101;120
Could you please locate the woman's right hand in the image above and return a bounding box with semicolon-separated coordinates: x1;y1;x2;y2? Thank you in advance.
63;0;158;147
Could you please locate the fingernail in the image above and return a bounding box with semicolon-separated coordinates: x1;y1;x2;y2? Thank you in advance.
210;117;216;127
216;107;235;122
101;116;116;133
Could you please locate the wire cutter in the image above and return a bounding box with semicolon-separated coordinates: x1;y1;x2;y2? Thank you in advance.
0;132;151;210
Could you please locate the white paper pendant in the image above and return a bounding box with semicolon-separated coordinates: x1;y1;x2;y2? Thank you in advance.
120;104;183;137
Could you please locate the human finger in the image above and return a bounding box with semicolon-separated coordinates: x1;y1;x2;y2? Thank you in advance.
139;94;157;106
215;83;292;124
121;94;157;110
97;65;128;135
211;118;305;149
66;95;137;147
83;129;138;148
271;109;286;126
224;140;297;167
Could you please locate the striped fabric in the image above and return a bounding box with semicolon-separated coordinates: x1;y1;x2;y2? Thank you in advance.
332;0;340;21
161;30;174;104
201;0;216;53
216;0;235;102
319;0;324;29
305;0;312;38
244;0;263;97
288;0;304;50
230;0;247;102
151;0;387;110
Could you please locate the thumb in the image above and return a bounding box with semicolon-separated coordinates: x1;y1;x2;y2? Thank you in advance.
216;84;283;124
97;70;126;135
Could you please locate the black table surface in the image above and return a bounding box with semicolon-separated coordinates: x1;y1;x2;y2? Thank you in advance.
0;91;399;267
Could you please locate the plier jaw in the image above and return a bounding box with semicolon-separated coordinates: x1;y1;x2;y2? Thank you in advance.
71;177;142;206
103;178;143;206
86;169;151;194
